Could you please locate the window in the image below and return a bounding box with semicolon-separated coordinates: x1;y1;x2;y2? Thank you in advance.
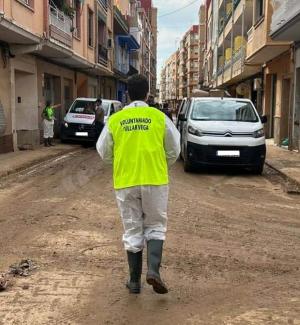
18;0;34;9
191;100;258;122
88;8;94;47
254;0;265;23
73;0;81;38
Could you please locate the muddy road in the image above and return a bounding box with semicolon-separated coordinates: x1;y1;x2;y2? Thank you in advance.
0;149;299;325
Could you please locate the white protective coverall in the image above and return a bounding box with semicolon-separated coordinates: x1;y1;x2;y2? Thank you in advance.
97;101;181;253
43;119;54;139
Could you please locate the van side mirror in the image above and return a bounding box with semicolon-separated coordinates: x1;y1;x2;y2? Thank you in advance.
178;113;187;121
260;115;267;124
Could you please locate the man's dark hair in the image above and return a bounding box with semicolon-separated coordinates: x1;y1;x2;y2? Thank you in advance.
46;100;51;107
128;74;149;101
96;98;102;104
163;102;169;109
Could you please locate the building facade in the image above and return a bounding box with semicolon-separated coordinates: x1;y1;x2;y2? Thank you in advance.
202;0;294;149
0;0;157;153
270;0;300;150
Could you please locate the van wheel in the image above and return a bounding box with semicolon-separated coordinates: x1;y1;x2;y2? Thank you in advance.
252;164;264;175
183;154;194;173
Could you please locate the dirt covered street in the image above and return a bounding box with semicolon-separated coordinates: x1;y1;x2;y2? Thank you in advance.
0;149;299;325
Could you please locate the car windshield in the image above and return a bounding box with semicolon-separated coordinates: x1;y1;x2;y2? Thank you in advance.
191;100;259;122
69;100;110;116
70;100;96;115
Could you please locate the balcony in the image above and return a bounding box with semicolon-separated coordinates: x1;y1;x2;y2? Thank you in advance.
271;0;300;41
246;1;291;65
114;5;128;34
49;5;72;48
98;44;108;67
98;0;108;12
233;0;241;10
116;62;129;75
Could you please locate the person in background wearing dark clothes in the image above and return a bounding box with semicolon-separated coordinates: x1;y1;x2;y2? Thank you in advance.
94;98;105;140
162;102;173;121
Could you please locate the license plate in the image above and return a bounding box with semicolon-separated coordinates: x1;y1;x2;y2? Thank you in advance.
75;132;88;137
217;150;240;157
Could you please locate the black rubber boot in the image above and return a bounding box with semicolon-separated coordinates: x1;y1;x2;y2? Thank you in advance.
146;240;168;294
44;139;49;147
126;251;143;294
48;138;55;146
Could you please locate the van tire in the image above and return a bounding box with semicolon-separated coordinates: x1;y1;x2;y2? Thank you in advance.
183;154;194;173
252;164;264;175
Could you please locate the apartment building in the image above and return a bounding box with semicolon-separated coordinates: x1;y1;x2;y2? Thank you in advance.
159;66;167;103
198;5;206;88
185;25;199;97
113;0;139;103
160;24;200;105
163;52;178;108
177;25;200;100
138;0;157;97
178;36;188;100
203;0;293;148
0;0;157;154
270;0;300;150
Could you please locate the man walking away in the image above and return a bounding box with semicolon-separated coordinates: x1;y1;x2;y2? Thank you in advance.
94;98;105;140
97;74;180;295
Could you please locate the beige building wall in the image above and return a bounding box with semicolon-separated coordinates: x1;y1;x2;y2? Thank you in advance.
0;54;39;151
72;0;96;64
0;63;13;153
263;50;293;145
115;0;130;16
2;0;44;37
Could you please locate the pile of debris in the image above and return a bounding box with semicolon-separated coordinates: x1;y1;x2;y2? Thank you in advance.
0;259;38;292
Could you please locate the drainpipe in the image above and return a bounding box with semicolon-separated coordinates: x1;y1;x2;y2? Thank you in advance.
43;0;50;39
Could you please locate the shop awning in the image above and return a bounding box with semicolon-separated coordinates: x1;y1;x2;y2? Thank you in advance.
117;35;140;51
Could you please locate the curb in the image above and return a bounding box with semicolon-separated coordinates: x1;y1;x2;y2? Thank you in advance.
0;147;82;180
265;160;300;192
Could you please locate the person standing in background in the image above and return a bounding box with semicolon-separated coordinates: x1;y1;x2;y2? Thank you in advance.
94;98;105;139
42;100;61;147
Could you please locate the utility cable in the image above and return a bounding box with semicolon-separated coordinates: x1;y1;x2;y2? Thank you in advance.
158;0;200;18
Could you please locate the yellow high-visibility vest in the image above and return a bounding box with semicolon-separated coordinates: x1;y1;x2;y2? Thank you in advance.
108;106;168;189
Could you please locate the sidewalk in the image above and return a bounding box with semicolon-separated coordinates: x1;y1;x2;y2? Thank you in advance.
0;143;81;179
266;140;300;187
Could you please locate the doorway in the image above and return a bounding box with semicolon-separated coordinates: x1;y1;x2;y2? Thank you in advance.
15;70;38;148
44;74;61;136
269;74;277;139
64;78;73;115
294;68;300;150
280;78;291;144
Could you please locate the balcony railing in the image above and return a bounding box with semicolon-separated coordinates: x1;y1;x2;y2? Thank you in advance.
49;5;72;36
233;0;241;9
116;62;129;75
98;0;108;12
98;44;108;67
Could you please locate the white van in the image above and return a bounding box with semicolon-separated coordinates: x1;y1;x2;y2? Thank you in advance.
61;98;122;143
177;97;267;174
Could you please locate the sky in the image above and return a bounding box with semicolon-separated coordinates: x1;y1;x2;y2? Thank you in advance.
152;0;204;85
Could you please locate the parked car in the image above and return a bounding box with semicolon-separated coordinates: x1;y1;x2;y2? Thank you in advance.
60;98;122;143
177;97;267;174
